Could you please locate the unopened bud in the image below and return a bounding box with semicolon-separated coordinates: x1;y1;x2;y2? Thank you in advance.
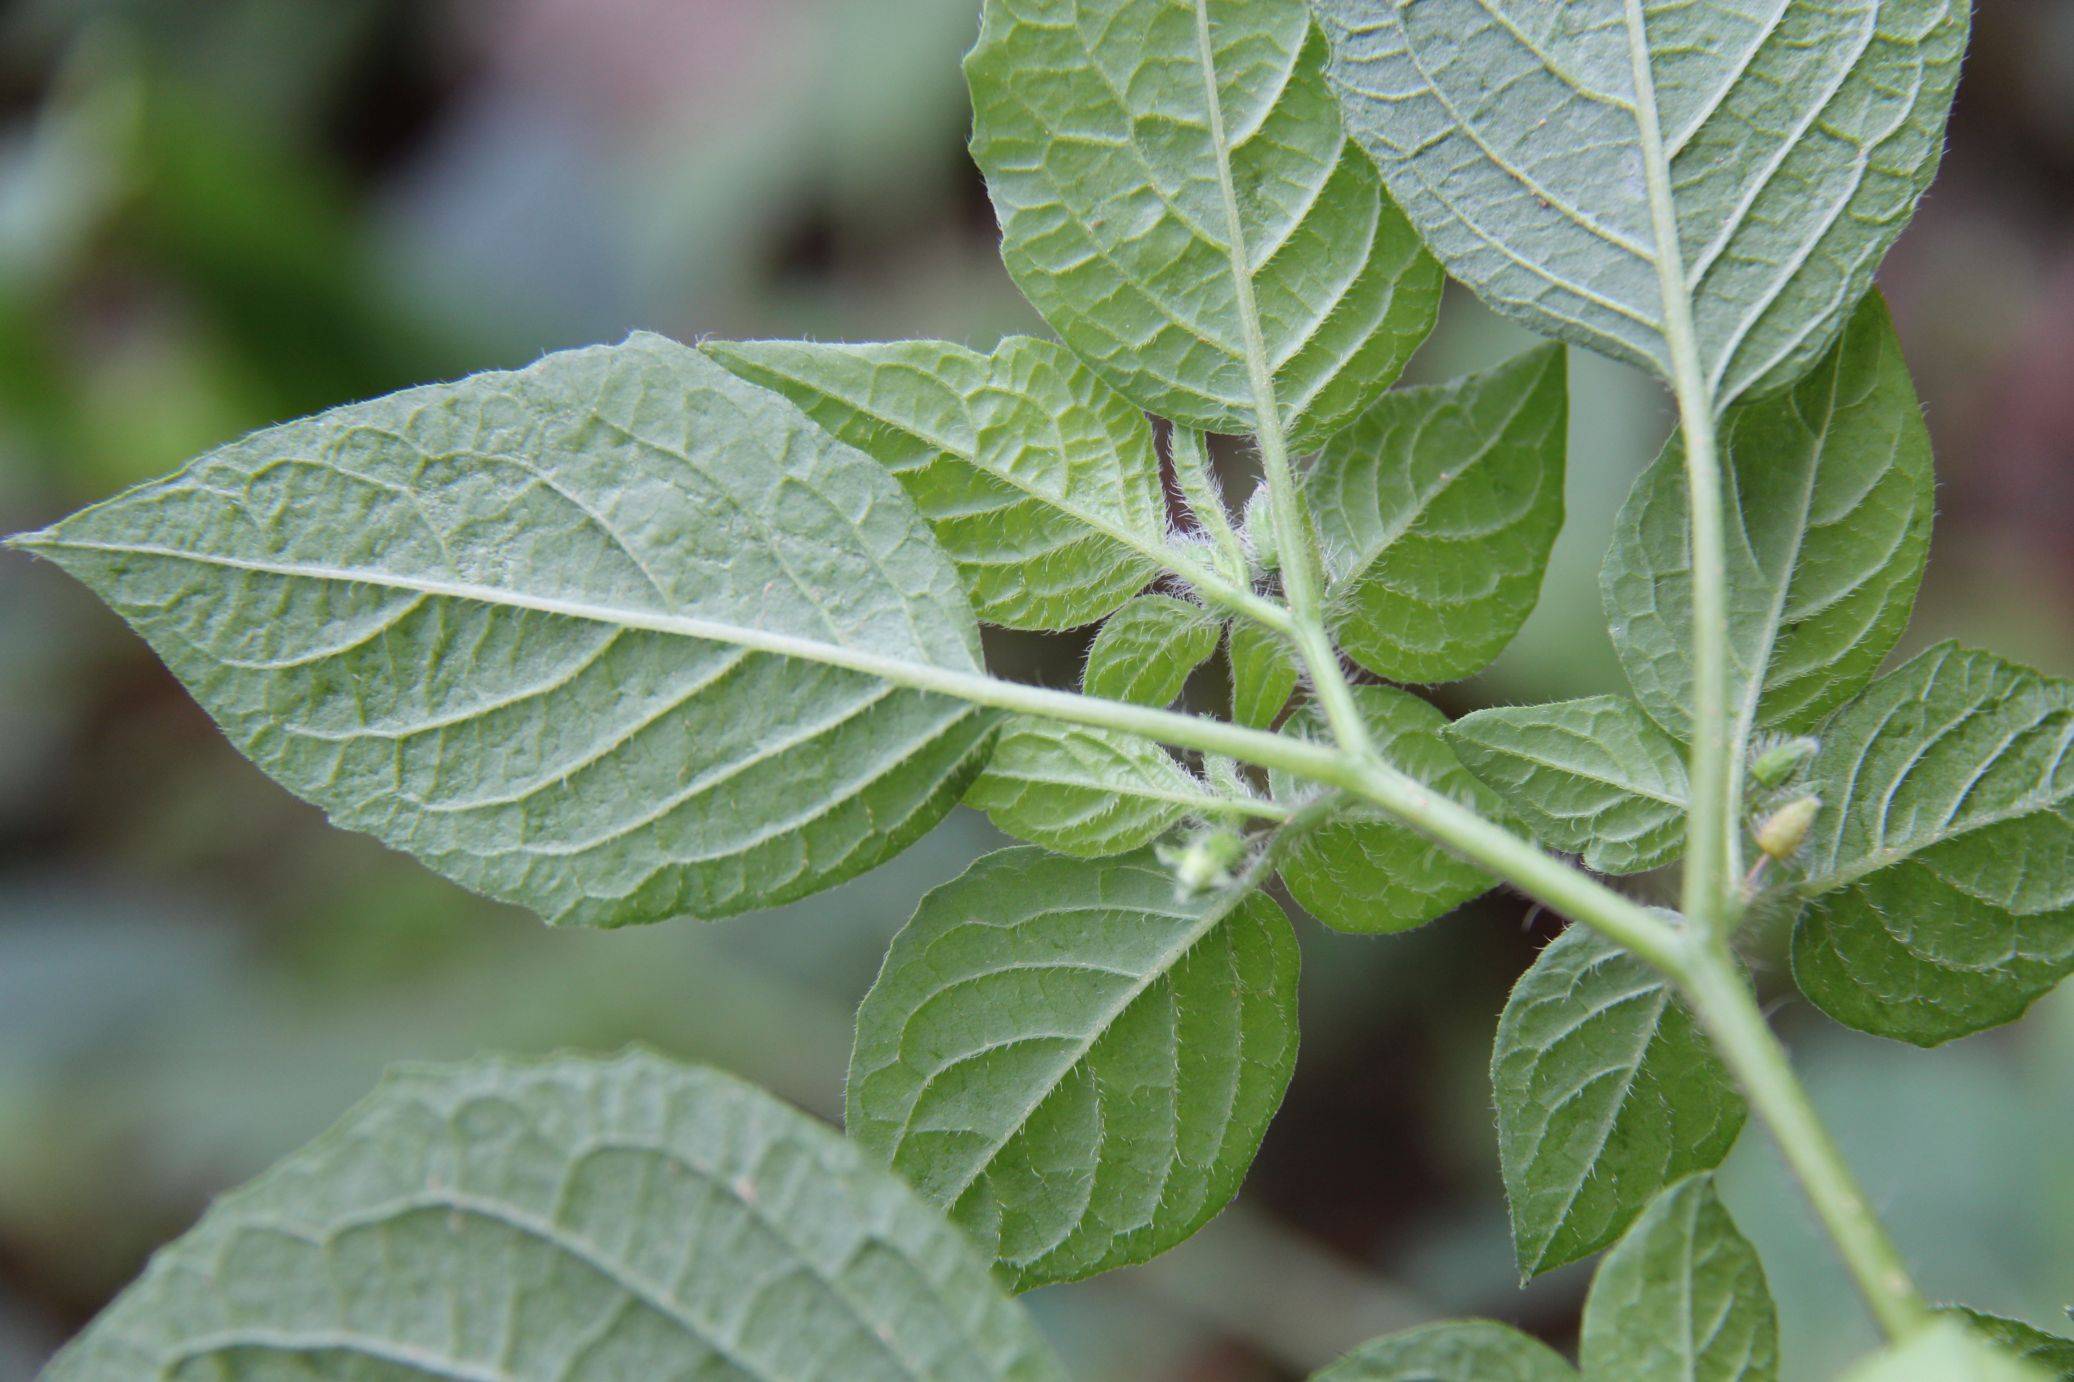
1243;487;1278;574
1157;829;1246;897
1750;735;1819;789
1755;795;1821;862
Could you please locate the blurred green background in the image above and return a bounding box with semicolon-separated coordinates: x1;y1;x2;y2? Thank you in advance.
0;2;2069;1377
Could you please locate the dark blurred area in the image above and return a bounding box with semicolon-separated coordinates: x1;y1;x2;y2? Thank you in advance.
0;2;2068;1378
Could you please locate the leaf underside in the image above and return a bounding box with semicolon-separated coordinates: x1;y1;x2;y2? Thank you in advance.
50;1053;1064;1382
1228;619;1300;730
847;847;1299;1291
1840;1319;2053;1381
1314;1320;1577;1382
966;719;1216;858
1082;593;1222;707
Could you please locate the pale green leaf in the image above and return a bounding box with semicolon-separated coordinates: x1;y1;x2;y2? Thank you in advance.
1318;0;1968;406
1947;1311;2074;1379
1494;928;1745;1276
1272;686;1510;933
967;0;1442;447
1603;294;1933;740
1082;593;1221;707
1840;1320;2051;1382
1311;345;1567;683
706;334;1167;630
1228;619;1300;729
12;335;998;929
1791;644;2074;1045
1313;1321;1576;1382
1451;696;1689;875
50;1052;1065;1381
848;847;1299;1290
967;719;1256;857
1579;1176;1778;1381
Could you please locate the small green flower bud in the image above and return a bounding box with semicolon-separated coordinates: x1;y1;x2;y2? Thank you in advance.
1157;828;1247;897
1242;487;1278;574
1750;735;1820;789
1755;795;1821;862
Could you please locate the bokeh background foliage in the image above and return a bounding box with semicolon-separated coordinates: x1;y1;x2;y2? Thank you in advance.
1;0;2070;1377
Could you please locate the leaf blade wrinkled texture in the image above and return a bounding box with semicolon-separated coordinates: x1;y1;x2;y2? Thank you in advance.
967;0;1442;446
1313;1321;1577;1382
50;1053;1065;1382
967;720;1223;857
1228;620;1300;730
15;335;998;929
848;847;1299;1290
1083;594;1221;707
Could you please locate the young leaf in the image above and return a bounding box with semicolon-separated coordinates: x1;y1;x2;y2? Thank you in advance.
1603;294;1934;741
1316;0;1968;407
1310;345;1568;684
11;335;998;929
966;0;1442;447
1791;645;2074;1045
1579;1176;1779;1382
1451;696;1690;875
707;335;1168;630
1228;620;1300;730
1313;1321;1577;1382
1947;1311;2074;1378
968;720;1265;858
1082;593;1221;707
1493;928;1746;1277
848;847;1299;1290
1840;1319;2052;1381
50;1053;1065;1382
1273;686;1511;933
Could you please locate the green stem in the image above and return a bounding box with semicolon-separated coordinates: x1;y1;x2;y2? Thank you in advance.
1679;945;1934;1339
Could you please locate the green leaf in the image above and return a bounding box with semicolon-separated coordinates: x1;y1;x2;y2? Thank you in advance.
1228;619;1300;729
1840;1319;2052;1382
848;847;1299;1290
1947;1311;2074;1379
1317;0;1968;407
1493;928;1746;1276
967;0;1442;447
1273;686;1510;933
1450;696;1689;876
967;720;1252;858
706;334;1168;630
1579;1176;1778;1381
1313;1321;1576;1382
1791;644;2074;1045
1603;294;1934;741
1082;593;1221;707
49;1052;1065;1381
12;335;998;929
1310;345;1567;683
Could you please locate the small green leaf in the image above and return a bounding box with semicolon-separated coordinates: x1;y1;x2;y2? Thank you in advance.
1947;1311;2074;1378
13;335;996;929
1313;1321;1576;1382
50;1053;1065;1381
848;847;1299;1290
1083;594;1221;707
966;720;1239;858
707;334;1168;630
1840;1319;2052;1381
1494;928;1746;1277
1603;294;1934;741
1318;0;1968;406
1229;620;1301;730
967;0;1441;447
1791;644;2074;1045
1311;346;1567;683
1273;686;1510;933
1579;1176;1778;1381
1450;696;1689;875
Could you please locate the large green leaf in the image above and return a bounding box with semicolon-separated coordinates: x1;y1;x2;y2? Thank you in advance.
1792;645;2074;1045
1603;294;1933;741
1272;686;1509;933
1579;1176;1778;1382
1840;1320;2051;1381
12;335;998;929
1082;593;1221;707
848;847;1299;1290
50;1053;1065;1381
1310;345;1567;683
1451;696;1689;875
1493;927;1745;1277
967;720;1246;857
706;335;1167;630
1314;1321;1576;1382
1317;0;1968;407
967;0;1441;447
